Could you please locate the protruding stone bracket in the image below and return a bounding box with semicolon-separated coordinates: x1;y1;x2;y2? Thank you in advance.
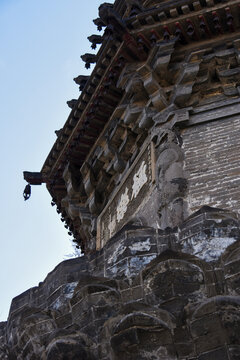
23;171;45;185
87;34;103;49
80;53;98;69
73;75;90;91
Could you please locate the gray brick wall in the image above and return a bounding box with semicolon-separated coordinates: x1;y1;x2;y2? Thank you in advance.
182;115;240;215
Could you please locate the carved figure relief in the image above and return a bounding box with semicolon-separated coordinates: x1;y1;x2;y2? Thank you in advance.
153;128;188;229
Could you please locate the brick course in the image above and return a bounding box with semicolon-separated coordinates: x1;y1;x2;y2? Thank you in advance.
182;116;240;215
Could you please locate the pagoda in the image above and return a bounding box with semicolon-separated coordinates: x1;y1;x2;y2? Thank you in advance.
1;0;240;358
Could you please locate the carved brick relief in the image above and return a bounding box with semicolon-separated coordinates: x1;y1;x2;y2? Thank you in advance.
97;140;155;248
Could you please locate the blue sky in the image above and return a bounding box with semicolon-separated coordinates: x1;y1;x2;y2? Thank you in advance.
0;0;113;321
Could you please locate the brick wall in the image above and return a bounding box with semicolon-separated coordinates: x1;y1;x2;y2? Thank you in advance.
182;115;240;215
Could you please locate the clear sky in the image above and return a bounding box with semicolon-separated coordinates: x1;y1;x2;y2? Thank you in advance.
0;0;113;321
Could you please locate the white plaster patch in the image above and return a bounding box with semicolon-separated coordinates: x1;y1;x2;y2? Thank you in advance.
109;214;116;237
129;238;151;254
107;241;126;265
131;161;148;199
117;188;129;222
183;235;236;262
64;282;78;299
51;282;78;310
129;255;156;276
213;219;223;223
51;297;63;310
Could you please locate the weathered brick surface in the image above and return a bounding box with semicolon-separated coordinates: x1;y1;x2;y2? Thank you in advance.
1;207;240;359
182;116;240;215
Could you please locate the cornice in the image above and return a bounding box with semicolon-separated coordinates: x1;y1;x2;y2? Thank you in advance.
40;0;240;183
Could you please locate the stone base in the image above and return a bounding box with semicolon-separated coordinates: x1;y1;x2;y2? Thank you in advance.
1;206;240;359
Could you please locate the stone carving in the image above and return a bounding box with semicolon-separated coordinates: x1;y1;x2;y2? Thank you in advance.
87;34;103;49
80;53;98;69
73;75;90;91
153;128;187;229
93;17;106;31
98;2;126;41
66;99;78;109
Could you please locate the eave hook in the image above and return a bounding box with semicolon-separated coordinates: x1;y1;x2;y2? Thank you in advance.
23;183;31;201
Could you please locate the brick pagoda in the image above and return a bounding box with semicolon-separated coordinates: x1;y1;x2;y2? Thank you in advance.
1;0;240;358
